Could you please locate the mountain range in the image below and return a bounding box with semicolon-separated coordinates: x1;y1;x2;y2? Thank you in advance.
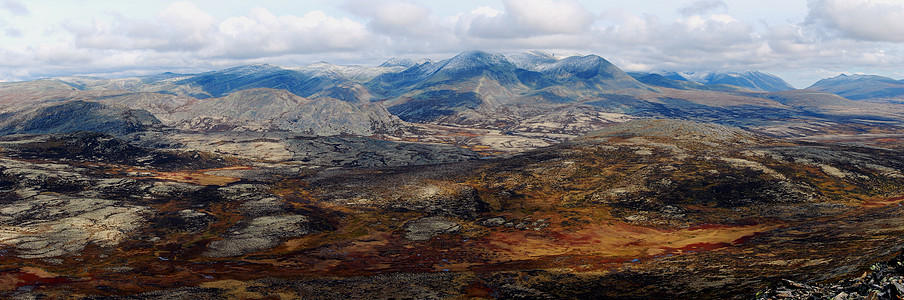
1;50;903;143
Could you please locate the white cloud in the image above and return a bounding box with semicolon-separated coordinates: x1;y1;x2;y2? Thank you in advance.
68;2;370;58
343;0;437;37
70;2;216;51
597;10;756;56
469;6;501;18
0;0;28;16
0;0;26;38
0;19;21;37
2;0;904;88
468;0;593;39
807;0;904;42
156;1;218;49
765;24;816;55
678;0;727;17
208;9;371;58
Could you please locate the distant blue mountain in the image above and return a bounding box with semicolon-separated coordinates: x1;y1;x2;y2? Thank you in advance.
138;72;187;84
639;71;794;92
807;74;904;102
628;72;746;92
174;64;325;98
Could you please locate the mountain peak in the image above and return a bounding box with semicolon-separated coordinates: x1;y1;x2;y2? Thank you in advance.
423;50;516;79
380;58;431;68
538;54;624;80
508;51;559;70
443;50;510;69
216;64;284;76
527;50;554;58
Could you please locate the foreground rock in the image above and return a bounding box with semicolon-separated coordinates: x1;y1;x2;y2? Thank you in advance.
127;131;480;167
758;251;904;299
205;215;314;257
0;194;150;258
391;183;488;217
404;216;461;241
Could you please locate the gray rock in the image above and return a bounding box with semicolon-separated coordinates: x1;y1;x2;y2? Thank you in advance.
127;131;479;167
0;194;151;258
204;214;312;257
404;216;461;241
176;209;215;233
146;181;204;196
391;184;488;218
482;217;507;227
218;184;286;217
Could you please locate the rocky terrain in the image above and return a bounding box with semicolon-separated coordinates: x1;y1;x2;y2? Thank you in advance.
758;251;904;299
124;130;480;167
0;120;898;298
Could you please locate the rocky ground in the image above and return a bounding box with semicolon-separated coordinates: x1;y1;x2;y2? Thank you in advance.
124;130;481;166
758;251;904;299
0;120;903;298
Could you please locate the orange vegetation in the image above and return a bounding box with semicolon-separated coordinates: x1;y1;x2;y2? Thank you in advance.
149;166;250;186
484;221;774;262
862;195;904;208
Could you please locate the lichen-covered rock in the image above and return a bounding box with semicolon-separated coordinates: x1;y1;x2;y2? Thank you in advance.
0;194;150;258
205;215;313;257
218;184;287;217
391;184;488;218
404;216;461;241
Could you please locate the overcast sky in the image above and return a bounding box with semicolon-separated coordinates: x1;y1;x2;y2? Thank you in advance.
1;0;902;88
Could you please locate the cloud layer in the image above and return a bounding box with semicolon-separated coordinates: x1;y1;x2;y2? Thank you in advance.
807;0;904;42
0;0;903;87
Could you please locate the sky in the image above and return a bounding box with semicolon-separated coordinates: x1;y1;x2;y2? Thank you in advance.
0;0;903;88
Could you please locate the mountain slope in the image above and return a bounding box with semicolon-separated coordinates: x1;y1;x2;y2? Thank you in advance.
0;100;161;135
164;88;402;135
